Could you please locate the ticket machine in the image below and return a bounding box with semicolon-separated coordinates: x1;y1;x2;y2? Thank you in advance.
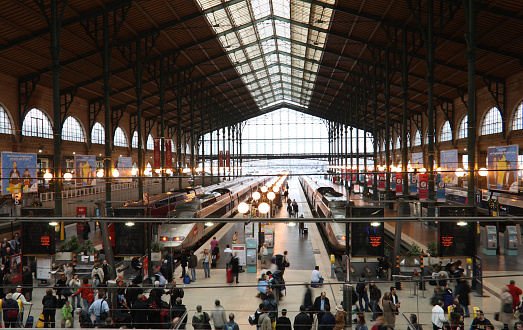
504;226;518;256
264;225;274;255
246;237;257;273
483;225;498;255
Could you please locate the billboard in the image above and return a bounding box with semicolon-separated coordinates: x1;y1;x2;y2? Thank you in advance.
487;145;518;192
441;149;458;185
1;152;37;195
118;156;133;183
411;152;424;169
74;155;96;187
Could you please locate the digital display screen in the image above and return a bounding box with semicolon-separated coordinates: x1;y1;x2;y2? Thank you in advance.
438;222;476;257
349;207;385;218
438;206;476;217
112;222;146;256
21;222;56;255
351;222;384;257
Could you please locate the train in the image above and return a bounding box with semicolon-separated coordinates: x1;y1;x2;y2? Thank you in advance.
299;175;347;253
123;187;205;217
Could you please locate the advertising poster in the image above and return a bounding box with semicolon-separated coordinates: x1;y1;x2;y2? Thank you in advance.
436;174;446;201
487;145;519;192
378;173;385;191
153;138;161;169
10;253;22;283
419;173;428;200
391;173;396;190
441;149;458;185
118;156;133;183
142;256;149;280
1;152;38;195
165;139;172;169
74;155;96;187
409;173;418;194
395;173;403;195
351;169;357;182
411;152;424;169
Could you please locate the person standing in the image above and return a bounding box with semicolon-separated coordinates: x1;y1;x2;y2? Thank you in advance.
431;300;446;330
42;288;58;328
69;274;82;309
202;249;211;278
223;313;240;330
22;266;33;301
212;300;227;330
61;300;74;328
171;298;188;330
333;305;346;330
259;243;269;268
131;294;148;329
292;200;299;218
101;260;113;285
179;249;188;279
12;285;32;322
91;262;104;284
456;278;471;317
390;286;400;310
188;250;198;282
313;292;330;320
73;278;93;311
354;313;368;330
232;232;239;244
231;252;240;284
369;281;381;321
469;310;492;330
276;309;292;330
88;293;109;326
2;293;20;328
507;280;523;311
224;245;233;270
192;305;211;330
319;305;336;330
356;273;370;312
210;237;219;252
500;286;514;330
382;292;397;329
293;305;312;330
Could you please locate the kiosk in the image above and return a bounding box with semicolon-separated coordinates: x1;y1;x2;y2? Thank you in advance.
503;226;518;256
246;237;257;273
483;226;498;256
264;225;274;255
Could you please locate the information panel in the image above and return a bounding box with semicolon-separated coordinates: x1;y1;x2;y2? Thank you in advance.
350;207;385;257
438;222;476;257
112;222;146;256
438;206;476;217
21;222;56;256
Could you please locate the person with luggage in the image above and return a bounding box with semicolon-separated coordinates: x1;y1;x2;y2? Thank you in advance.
12;285;32;323
292;200;299;218
61;300;74;328
231;252;240;284
224;245;233;270
76;308;93;328
212;244;220;268
188;250;198;282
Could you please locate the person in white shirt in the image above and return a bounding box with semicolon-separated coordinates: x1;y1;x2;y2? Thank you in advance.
311;266;323;287
259;243;269;268
431;300;446;330
12;285;32;321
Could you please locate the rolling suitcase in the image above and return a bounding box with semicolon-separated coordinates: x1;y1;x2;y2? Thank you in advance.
25;305;34;328
226;268;233;283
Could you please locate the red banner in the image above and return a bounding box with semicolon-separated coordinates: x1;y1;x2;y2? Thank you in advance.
165;139;172;169
351;169;357;182
395;173;403;195
153;138;161;169
219;151;224;167
419;173;428;200
367;173;373;186
226;151;230;168
378;173;385;191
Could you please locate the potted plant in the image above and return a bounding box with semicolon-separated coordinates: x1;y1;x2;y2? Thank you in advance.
56;235;80;260
426;241;439;265
78;239;96;255
150;242;164;261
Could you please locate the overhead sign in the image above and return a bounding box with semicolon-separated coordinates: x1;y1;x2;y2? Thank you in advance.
1;152;37;195
21;222;56;256
438;221;476;257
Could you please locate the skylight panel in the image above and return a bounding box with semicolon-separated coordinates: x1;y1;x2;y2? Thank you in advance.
245;43;262;58
229;1;252;26
257;22;274;39
268;65;279;75
251;0;271;20
238;25;257;43
275;21;291;38
291;1;311;24
273;0;290;19
197;0;221;9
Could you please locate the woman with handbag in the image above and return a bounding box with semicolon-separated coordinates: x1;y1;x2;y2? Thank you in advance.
500;286;514;330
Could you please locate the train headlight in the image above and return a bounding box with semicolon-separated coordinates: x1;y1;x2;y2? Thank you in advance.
205;222;214;227
125;222;135;227
370;222;381;227
161;236;169;241
173;236;185;241
341;236;346;241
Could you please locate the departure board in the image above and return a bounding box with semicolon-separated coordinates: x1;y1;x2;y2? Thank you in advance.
21;222;56;256
113;222;146;256
351;222;385;257
438;206;477;217
438;222;476;257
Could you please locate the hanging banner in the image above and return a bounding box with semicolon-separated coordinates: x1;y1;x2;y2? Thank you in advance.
226;151;230;168
436;173;446;201
391;173;396;190
165;139;172;169
487;145;519;192
153;138;161;169
219;151;224;167
1;152;37;195
118;156;133;183
378;173;385;191
74;155;96;187
367;172;373;187
419;173;428;200
351;169;357;182
409;173;418;194
395;173;403;195
441;149;458;186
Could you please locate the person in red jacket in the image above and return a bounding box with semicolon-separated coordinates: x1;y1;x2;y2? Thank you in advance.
507;280;523;310
73;278;93;312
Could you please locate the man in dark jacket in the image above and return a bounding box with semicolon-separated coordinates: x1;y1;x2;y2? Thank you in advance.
2;293;20;328
303;285;313;312
369;281;382;321
264;292;279;324
276;309;292;330
22;266;33;301
188;250;198;282
125;280;143;309
231;253;240;284
131;294;149;329
42;288;58;328
294;305;312;330
319;305;335;330
179;250;188;279
456;278;471;317
171;298;188;329
313;292;330;320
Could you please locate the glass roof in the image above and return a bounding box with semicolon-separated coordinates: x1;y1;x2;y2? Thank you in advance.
196;0;335;109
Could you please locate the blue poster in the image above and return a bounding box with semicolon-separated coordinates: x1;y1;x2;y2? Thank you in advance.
391;173;396;190
74;155;96;187
409;173;418;194
118;156;133;183
441;149;458;185
436;174;446;201
487;145;518;192
1;152;37;195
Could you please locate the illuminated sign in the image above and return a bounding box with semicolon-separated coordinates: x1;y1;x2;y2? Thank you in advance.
370;237;382;247
438;221;476;257
41;236;50;246
441;237;453;247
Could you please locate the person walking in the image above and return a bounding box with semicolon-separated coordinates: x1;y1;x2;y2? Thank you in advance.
500;286;514;330
88;293;109;326
508;280;523;311
12;285;32;322
224;245;233;270
188;250;198;282
382;292;397;329
192;305;212;330
276;309;292;330
369;281;381;321
293;305;312;330
212;300;227;330
42;288;58;328
292;200;299;218
203;249;211;278
431;300;446;330
259;243;269;268
356;273;370;312
456;278;471;317
223;313;240;330
73;278;93;311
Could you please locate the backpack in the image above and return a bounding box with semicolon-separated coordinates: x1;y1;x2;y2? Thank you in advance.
226;323;234;330
43;297;55;309
356;280;366;294
183;275;191;284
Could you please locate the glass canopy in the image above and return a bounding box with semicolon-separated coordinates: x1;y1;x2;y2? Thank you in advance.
196;0;335;109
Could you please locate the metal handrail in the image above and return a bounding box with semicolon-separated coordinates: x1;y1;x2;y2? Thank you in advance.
171;310;189;330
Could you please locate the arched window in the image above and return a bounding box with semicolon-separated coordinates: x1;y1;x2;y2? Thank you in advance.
91;122;105;144
22;108;53;138
171;139;175;153
481;107;503;135
406;133;411;148
458;116;468;139
512;102;523;131
114;127;128;147
146;134;154;150
0;105;13;134
62;116;86;142
382;140;386;151
132;131;138;149
389;138;393;151
440;121;452;142
395;136;401;150
413;130;421;146
146;162;152;177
